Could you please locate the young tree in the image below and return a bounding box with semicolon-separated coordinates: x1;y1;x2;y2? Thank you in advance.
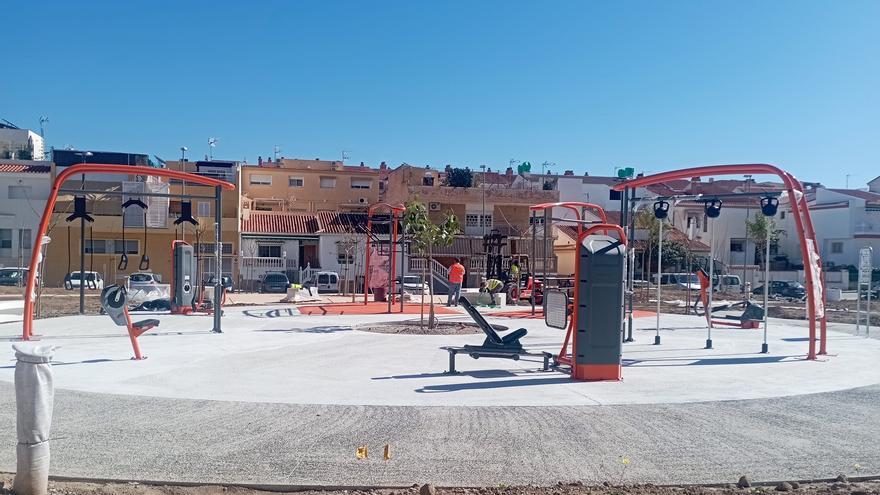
745;214;784;265
404;201;461;328
442;167;473;188
634;209;661;276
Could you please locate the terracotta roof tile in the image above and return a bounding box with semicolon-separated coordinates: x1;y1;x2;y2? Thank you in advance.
826;188;880;202
0;164;51;174
241;212;319;235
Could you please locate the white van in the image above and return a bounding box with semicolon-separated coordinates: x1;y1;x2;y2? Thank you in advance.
718;275;743;294
315;271;339;293
65;271;104;290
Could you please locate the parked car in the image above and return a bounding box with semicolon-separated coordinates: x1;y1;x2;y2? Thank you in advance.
752;280;807;299
395;275;429;294
718;275;743;293
260;272;290;293
315;271;339;293
0;267;28;286
205;274;234;293
128;272;162;286
65;271;104;290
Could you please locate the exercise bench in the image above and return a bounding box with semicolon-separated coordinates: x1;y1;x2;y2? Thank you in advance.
100;284;160;360
442;298;552;374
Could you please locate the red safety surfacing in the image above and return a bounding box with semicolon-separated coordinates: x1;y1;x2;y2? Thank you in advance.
486;309;655;319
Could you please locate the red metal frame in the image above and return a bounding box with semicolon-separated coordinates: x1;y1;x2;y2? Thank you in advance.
122;305;158;360
22;164;235;341
363;203;405;307
612;164;826;359
528;202;611;361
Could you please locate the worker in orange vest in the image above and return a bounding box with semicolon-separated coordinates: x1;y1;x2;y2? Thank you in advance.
446;258;466;307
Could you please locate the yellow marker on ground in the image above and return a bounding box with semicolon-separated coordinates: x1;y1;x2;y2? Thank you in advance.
356;445;368;459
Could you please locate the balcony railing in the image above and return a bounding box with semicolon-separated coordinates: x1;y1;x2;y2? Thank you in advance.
404;184;558;203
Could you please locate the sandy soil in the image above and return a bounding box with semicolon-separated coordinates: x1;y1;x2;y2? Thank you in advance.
358;320;506;335
1;475;878;495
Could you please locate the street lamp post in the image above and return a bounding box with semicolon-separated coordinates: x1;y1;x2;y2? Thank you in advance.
480;164;487;237
75;151;92;314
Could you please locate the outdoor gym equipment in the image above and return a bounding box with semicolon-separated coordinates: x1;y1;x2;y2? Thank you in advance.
441;297;551;374
547;224;628;381
22;163;235;341
171;240;196;314
613;163;827;359
119;195;147;271
100;284;159;360
528;201;609;316
363;203;405;313
694;268;765;329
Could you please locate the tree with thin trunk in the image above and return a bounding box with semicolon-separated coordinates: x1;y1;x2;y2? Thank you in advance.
404;201;461;329
745;214;784;265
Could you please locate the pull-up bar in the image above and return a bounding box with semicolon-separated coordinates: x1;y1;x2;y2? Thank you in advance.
630;191;784;203
613;163;827;360
22;163;235;341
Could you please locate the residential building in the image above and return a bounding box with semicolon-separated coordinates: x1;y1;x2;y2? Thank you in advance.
0;121;45;160
0;160;52;268
521;171;631;218
656;178;785;273
384;164;559;286
779;186;880;268
241;157;380;213
40;158;242;287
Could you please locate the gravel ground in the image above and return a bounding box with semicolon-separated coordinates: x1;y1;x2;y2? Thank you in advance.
1;474;879;495
0;381;878;487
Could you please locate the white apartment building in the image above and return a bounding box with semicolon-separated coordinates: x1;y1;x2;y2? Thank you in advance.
779;186;880;268
0;161;52;267
0;125;45;161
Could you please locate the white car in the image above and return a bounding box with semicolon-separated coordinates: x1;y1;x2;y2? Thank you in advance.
396;275;430;294
128;272;163;287
65;271;104;290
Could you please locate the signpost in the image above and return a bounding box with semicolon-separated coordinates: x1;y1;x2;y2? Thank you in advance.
856;247;873;335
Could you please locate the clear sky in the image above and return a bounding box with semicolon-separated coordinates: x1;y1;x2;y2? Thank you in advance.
3;0;878;186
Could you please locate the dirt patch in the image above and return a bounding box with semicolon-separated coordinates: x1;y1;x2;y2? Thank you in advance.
358;320;504;335
0;475;878;495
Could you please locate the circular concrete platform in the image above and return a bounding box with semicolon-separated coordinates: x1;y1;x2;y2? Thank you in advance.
2;306;878;406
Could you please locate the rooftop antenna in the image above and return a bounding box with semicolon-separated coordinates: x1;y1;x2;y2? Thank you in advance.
542;161;555;176
208;138;218;160
273;145;281;161
39;116;49;137
342;150;351;162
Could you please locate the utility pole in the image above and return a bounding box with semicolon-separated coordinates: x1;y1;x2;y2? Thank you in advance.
39;116;49;138
480;164;487;237
743;175;752;300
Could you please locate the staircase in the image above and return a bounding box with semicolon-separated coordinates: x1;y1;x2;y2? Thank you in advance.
409;257;451;295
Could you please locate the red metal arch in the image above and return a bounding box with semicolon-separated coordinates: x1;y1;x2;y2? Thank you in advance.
22;164;236;340
612;164;826;359
529;201;608;239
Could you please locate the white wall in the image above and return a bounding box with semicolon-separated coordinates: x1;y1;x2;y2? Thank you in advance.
0;129;44;160
778;190;880;267
0;172;51;267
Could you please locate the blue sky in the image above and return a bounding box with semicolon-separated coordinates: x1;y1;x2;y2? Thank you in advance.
3;1;878;186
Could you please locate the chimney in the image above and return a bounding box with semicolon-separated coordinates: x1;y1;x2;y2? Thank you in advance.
258;156;263;166
360;161;365;167
505;167;513;176
564;170;574;176
380;161;387;170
